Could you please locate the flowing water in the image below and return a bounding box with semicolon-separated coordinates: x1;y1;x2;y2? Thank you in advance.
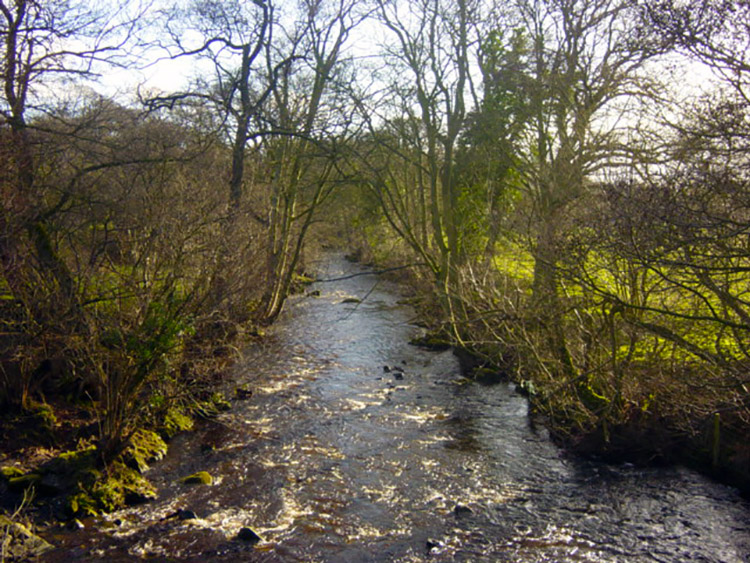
43;255;750;562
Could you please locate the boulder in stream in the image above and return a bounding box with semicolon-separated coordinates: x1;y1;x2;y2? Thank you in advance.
237;526;262;544
426;538;444;553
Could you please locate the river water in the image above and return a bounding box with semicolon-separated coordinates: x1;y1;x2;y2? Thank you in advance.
43;255;750;562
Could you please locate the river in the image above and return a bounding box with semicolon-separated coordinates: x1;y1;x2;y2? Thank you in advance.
43;254;750;562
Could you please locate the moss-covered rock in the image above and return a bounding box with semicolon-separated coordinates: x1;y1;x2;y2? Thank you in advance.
162;407;194;439
25;441;159;517
45;444;98;477
68;460;156;516
25;400;57;430
125;429;167;473
179;471;213;485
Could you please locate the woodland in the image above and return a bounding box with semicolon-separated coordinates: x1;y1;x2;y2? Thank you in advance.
1;0;750;521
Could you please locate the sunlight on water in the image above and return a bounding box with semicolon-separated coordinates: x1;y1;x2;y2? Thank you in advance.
506;524;607;561
341;398;378;410
45;255;750;563
397;407;450;424
259;488;315;539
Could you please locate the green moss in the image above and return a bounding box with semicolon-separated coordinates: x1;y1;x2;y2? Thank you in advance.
23;400;57;431
125;429;167;473
8;473;41;492
162;407;194;439
0;466;25;480
290;273;316;294
292;273;316;285
51;444;98;473
68;461;156;516
21;441;158;517
577;380;611;413
179;471;213;485
409;333;451;351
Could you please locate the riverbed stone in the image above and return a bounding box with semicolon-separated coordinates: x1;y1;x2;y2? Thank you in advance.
237;526;262;544
177;509;198;520
426;538;444;552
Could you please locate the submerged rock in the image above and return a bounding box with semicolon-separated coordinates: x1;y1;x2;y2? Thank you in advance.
384;365;405;379
178;509;198;520
426;538;444;553
235;386;253;400
162;508;199;521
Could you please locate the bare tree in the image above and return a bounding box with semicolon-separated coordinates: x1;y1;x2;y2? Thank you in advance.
1;1;141;323
260;0;368;321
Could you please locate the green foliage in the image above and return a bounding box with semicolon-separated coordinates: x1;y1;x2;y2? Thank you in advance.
492;240;535;283
128;293;191;377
